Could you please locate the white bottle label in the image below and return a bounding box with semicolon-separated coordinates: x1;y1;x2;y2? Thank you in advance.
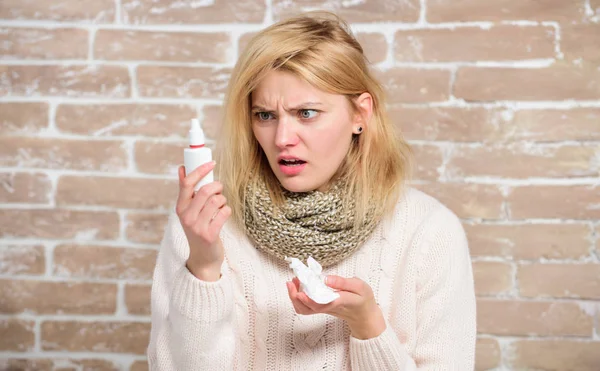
184;147;213;191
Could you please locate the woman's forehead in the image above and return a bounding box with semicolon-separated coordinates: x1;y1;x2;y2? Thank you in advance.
251;71;338;107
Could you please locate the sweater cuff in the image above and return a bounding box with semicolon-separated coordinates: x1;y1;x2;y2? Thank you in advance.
170;263;233;323
349;324;413;370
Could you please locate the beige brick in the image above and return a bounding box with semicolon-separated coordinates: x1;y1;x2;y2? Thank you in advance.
201;105;223;141
0;209;119;240
0;102;48;134
0;280;116;314
427;0;586;22
446;144;599;178
1;28;88;60
356;33;387;64
0;172;51;203
477;299;593;336
54;245;157;280
596;225;600;256
56;103;195;137
473;261;512;295
475;338;501;371
455;65;600;101
0;359;52;371
126;284;151;315
509;185;600;219
390;107;504;142
593;0;600;16
0;65;130;98
410;145;443;181
95;30;231;63
66;360;120;371
56;176;178;210
0;245;45;275
272;0;420;22
395;26;554;62
137;66;230;99
131;361;149;371
120;0;265;24
0;319;35;351
0;0;116;22
465;223;591;260
135;141;183;175
508;108;600;141
41;321;150;354
0;359;120;371
518;263;600;299
562;24;600;63
511;340;600;371
0;137;127;171
376;68;451;103
126;213;169;244
416;183;504;219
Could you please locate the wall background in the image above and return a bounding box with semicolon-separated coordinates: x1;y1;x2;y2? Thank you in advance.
1;0;599;370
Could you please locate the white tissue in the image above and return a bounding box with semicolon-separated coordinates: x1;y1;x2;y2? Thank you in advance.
285;256;340;305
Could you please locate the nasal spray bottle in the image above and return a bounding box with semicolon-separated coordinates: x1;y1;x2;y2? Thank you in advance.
184;118;213;192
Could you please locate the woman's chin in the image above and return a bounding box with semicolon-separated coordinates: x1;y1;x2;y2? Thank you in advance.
276;175;320;193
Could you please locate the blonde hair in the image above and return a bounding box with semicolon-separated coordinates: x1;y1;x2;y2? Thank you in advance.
216;12;412;229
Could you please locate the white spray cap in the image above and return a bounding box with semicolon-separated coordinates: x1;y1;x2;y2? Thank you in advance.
189;118;205;146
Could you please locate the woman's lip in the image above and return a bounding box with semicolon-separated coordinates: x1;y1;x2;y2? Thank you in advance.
279;162;307;176
278;156;305;162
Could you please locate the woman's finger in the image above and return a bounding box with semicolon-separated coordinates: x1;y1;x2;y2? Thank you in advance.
286;281;313;315
325;275;366;295
297;291;337;313
198;194;227;223
292;277;301;290
207;205;231;241
178;165;185;183
185;181;224;221
176;161;216;212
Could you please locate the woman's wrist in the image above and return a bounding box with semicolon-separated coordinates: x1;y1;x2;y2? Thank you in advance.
186;258;222;282
347;304;387;340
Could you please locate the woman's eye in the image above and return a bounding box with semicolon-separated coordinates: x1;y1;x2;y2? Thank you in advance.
299;109;318;119
256;112;274;121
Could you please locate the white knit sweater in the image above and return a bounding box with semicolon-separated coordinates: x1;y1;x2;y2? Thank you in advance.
148;188;476;370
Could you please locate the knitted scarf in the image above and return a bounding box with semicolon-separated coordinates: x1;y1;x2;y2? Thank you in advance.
243;178;379;267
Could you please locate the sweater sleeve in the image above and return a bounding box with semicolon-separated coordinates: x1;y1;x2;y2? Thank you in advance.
349;206;476;370
349;319;417;370
147;213;238;370
412;206;477;369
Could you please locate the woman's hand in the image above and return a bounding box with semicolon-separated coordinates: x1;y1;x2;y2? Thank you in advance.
176;161;232;282
286;275;386;340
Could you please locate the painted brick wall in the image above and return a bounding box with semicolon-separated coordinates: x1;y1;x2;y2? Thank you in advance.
1;1;599;370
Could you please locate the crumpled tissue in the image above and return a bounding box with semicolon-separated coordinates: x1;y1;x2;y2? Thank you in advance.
285;256;340;304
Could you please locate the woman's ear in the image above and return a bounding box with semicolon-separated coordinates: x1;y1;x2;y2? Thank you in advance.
353;92;373;134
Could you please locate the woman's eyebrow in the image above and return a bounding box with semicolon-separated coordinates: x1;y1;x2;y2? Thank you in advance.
251;105;271;112
251;102;323;111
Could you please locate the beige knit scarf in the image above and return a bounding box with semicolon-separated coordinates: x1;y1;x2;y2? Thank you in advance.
243;178;379;267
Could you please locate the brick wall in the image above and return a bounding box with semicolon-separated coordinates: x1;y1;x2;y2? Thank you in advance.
1;1;599;370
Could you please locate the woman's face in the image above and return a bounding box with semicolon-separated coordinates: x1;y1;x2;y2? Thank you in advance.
251;70;368;193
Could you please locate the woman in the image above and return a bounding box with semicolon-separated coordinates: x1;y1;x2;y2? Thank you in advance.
148;12;476;370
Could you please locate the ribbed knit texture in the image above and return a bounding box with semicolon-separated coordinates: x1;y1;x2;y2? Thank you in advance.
148;188;476;370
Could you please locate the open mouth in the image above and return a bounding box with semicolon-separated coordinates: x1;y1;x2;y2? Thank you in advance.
278;157;307;176
279;159;307;166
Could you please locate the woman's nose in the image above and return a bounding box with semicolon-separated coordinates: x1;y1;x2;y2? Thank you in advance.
275;116;299;148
